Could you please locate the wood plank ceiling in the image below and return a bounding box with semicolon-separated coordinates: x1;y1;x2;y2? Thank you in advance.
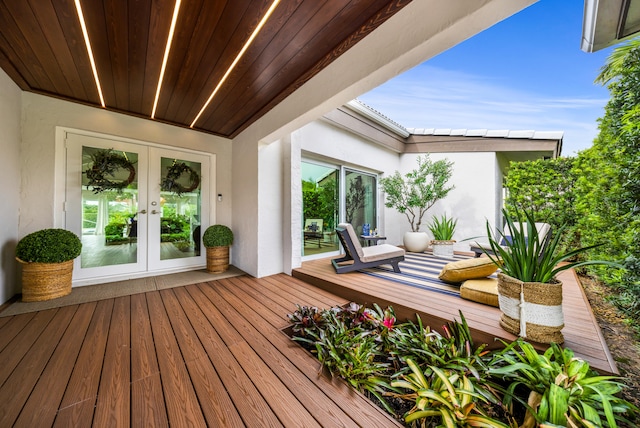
0;0;411;139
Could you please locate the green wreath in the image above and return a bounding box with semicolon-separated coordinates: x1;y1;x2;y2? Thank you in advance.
161;162;200;196
84;149;136;194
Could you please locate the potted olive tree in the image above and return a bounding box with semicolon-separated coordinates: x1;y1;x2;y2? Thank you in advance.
484;209;621;344
380;155;454;252
428;214;457;257
202;224;234;273
15;228;82;302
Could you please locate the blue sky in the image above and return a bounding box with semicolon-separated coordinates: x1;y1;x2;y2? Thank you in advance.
358;0;616;156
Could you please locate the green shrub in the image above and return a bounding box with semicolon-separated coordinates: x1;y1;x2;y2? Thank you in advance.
16;228;82;263
104;222;125;236
202;225;233;247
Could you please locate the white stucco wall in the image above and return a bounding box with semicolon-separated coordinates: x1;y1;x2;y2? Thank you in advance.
20;93;233;238
0;69;22;303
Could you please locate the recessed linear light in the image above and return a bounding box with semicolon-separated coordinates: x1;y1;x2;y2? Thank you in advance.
151;0;182;119
75;0;105;108
190;0;281;129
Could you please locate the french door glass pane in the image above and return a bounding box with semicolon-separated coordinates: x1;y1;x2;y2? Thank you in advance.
159;157;202;260
301;162;339;256
80;146;139;268
345;170;377;235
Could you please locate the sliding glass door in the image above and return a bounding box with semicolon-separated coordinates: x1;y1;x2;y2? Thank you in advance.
345;169;377;235
301;161;339;257
301;161;379;258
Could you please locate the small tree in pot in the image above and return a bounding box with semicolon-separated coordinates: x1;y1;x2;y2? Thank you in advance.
202;224;234;273
380;155;454;252
16;228;82;302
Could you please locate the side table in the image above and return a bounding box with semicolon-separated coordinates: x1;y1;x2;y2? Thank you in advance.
360;235;386;247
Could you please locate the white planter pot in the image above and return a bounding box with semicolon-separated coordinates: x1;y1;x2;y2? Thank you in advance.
403;232;430;252
431;240;455;258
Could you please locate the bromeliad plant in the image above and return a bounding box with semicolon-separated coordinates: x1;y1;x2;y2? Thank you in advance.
490;340;638;428
390;359;513;428
485;208;622;283
287;303;637;427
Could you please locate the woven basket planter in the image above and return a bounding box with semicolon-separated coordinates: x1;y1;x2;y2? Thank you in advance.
206;246;229;273
17;258;74;302
497;272;564;344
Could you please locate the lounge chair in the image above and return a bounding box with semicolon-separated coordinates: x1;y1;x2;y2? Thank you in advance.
470;222;551;257
332;223;405;273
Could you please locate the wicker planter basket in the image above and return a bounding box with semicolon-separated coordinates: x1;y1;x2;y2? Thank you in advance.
206;246;229;273
17;258;74;302
497;272;564;344
431;240;455;258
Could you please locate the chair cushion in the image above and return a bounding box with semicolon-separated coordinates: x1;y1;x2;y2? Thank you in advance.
438;257;499;284
460;278;499;307
361;244;405;263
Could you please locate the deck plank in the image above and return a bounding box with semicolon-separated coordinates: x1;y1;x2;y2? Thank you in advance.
15;302;96;427
181;284;284;427
0;274;407;427
293;256;618;375
94;296;131;427
206;279;360;427
196;282;322;428
130;293;168;427
55;299;114;427
146;291;207;427
161;288;245;427
0;306;77;427
213;276;401;427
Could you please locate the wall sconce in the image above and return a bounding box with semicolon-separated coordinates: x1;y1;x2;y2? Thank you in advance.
217;194;223;202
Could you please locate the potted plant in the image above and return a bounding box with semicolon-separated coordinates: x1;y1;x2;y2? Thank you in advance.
15;228;82;302
380;155;454;252
428;214;457;257
484;208;621;344
202;224;233;273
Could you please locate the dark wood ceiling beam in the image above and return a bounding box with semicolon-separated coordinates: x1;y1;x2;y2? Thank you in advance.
142;0;176;117
104;0;130;110
0;32;33;91
83;0;116;107
0;0;414;138
158;0;226;123
196;0;313;132
51;0;101;105
0;3;59;94
219;0;410;137
170;0;261;126
126;0;152;114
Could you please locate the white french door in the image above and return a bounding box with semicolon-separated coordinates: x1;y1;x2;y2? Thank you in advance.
65;132;211;283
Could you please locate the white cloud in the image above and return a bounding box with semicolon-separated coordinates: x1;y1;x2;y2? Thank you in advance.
358;66;608;156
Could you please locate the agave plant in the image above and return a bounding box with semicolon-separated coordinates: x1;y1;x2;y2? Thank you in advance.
485;208;622;283
428;214;458;241
490;340;638;427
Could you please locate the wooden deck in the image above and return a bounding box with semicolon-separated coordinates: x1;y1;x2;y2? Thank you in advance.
0;275;401;427
293;256;618;376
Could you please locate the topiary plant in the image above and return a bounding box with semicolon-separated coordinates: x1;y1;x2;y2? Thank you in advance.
202;225;233;248
16;229;82;263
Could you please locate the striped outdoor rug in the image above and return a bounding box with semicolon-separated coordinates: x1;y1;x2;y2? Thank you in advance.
361;252;470;297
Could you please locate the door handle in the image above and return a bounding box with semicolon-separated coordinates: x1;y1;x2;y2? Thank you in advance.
138;209;147;214
151;209;160;215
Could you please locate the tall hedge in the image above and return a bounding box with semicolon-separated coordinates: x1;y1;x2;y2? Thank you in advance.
504;157;579;255
574;39;640;321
